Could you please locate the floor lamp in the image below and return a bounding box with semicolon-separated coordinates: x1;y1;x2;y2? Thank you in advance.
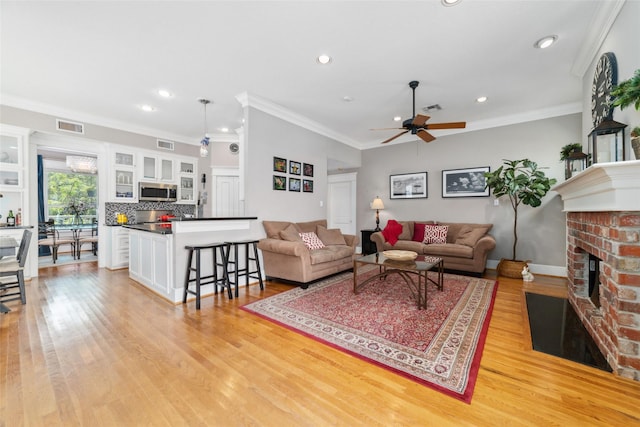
371;197;385;231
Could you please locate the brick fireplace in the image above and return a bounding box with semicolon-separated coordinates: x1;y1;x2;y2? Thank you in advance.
554;161;640;380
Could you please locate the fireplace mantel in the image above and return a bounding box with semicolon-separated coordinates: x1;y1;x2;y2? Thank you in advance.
552;160;640;212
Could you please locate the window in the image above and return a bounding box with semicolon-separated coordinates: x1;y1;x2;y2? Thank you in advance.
46;169;98;225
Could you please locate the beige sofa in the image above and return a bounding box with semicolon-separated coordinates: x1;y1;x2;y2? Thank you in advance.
258;219;359;288
370;221;496;276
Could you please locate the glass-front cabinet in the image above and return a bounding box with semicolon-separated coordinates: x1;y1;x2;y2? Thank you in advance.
141;155;174;182
178;160;196;204
112;150;137;202
0;131;24;189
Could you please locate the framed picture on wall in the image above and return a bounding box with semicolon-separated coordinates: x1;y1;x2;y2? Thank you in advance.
289;177;301;192
442;166;490;198
273;175;286;191
273;157;287;173
390;172;428;199
289;160;301;175
303;179;313;193
303;163;314;177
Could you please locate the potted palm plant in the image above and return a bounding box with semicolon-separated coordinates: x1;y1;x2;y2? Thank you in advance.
484;159;557;278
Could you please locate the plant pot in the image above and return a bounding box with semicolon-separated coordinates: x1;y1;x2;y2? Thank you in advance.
497;259;529;278
632;137;640;160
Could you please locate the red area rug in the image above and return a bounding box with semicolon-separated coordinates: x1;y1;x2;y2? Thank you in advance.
241;268;497;403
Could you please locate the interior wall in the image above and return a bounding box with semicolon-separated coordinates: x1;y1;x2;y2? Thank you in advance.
243;107;361;236
358;113;581;269
582;0;640;157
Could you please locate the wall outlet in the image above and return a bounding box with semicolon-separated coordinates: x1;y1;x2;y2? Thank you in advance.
493;199;500;206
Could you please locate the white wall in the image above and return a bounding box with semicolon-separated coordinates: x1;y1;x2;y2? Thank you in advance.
243;107;360;231
582;0;640;157
358;114;581;270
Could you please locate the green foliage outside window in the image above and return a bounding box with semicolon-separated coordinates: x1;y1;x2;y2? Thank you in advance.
47;171;97;224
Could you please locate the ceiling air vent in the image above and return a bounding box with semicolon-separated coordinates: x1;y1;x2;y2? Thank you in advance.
56;119;85;134
157;139;175;151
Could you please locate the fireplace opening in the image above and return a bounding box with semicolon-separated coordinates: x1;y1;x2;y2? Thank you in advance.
588;253;601;308
526;292;611;373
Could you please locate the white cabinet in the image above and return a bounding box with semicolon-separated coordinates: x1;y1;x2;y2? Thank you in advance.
128;229;173;296
106;226;130;269
111;150;137;202
178;160;197;204
0;126;27;190
141;155;174;182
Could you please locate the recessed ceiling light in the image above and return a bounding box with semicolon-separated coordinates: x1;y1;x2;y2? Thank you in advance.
393;116;402;122
441;0;462;6
476;96;488;103
158;89;173;98
534;35;558;49
141;104;156;112
317;54;332;65
220;127;229;133
343;95;354;102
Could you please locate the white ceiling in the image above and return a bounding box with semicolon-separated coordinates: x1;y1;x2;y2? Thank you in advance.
0;1;618;150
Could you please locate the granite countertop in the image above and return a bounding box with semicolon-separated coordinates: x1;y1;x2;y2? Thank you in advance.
169;216;258;221
123;223;172;235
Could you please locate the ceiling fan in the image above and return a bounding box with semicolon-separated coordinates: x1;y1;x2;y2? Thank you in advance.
375;81;466;144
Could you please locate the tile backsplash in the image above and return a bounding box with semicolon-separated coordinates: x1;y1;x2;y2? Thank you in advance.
105;202;195;225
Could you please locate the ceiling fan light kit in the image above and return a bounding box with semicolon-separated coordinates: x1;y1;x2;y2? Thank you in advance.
376;80;466;144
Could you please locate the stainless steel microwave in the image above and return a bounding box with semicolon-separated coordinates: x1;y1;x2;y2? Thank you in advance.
139;182;178;202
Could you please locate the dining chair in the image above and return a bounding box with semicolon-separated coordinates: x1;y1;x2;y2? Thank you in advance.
38;220;76;263
77;218;98;259
0;229;33;308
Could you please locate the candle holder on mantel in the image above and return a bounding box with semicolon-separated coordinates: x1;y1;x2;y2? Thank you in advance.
587;119;627;165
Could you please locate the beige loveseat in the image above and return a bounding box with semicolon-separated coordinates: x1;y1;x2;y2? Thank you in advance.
257;219;359;288
370;221;496;276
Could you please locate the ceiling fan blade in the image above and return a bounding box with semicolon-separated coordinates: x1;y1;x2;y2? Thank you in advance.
381;130;409;144
416;129;436;143
412;114;430;127
424;121;466;130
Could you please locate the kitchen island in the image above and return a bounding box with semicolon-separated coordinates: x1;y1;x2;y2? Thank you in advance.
125;217;259;303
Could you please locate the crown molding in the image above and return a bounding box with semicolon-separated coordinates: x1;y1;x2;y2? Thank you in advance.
570;0;626;78
235;91;362;149
1;93;195;145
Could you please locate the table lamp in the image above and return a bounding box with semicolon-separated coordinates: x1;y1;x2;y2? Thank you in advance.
371;196;385;231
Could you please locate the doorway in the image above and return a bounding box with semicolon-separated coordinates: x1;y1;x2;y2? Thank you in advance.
32;132;106;270
327;172;357;236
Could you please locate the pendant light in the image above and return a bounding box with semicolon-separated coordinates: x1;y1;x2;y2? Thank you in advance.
199;98;211;157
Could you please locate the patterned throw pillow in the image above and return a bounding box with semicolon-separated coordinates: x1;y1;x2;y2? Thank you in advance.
423;225;449;244
299;232;326;250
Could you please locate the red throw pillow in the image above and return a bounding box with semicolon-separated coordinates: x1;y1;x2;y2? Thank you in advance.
412;222;433;242
381;220;403;246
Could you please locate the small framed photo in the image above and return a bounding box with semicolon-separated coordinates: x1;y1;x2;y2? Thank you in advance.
289;177;301;192
273;157;287;173
303;179;313;193
390;172;428;199
303;163;314;177
273;175;286;191
289;160;301;175
442;166;490;198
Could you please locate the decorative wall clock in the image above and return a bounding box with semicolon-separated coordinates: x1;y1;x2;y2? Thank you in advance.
591;52;618;127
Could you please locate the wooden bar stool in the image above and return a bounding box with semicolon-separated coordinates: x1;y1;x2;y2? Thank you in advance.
182;242;231;310
225;239;264;297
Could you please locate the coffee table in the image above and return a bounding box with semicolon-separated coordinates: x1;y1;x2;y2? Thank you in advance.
353;252;443;309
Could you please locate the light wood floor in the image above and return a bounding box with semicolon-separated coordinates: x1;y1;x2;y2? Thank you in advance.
2;263;640;426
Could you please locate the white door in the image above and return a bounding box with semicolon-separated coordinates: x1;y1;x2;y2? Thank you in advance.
215;175;241;216
328;173;357;235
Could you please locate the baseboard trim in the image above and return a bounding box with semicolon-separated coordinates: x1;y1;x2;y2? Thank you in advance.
486;259;566;278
